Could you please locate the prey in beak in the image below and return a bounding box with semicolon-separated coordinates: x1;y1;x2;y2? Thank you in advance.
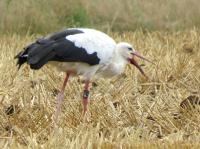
129;51;153;77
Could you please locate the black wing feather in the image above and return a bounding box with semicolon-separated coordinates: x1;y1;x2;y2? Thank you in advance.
15;29;100;70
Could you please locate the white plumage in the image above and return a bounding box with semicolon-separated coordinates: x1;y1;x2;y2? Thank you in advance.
66;28;116;63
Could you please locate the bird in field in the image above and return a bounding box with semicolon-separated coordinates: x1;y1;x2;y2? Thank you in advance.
15;28;153;123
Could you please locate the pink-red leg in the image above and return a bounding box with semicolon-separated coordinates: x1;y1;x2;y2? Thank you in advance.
54;72;70;124
82;80;90;116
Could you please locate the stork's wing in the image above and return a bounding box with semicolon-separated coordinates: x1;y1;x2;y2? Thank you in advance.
15;28;115;70
65;28;116;64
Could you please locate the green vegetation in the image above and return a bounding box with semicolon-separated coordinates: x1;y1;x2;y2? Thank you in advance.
1;0;200;34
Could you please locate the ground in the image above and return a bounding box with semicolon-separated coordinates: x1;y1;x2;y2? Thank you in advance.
0;30;200;148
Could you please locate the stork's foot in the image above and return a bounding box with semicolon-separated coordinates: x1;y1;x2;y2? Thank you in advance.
54;92;64;126
81;106;91;123
82;110;91;123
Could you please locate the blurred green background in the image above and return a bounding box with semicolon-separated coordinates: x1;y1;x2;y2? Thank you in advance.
1;0;200;34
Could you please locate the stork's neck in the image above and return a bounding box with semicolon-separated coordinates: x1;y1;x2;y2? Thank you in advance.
113;48;126;62
97;47;128;78
107;48;128;75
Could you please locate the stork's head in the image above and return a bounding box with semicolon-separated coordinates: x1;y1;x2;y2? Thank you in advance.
116;42;153;77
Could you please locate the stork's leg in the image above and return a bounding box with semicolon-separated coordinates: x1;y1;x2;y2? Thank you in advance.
82;80;90;116
54;72;70;124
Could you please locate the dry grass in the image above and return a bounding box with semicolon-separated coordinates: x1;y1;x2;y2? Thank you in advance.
0;29;200;148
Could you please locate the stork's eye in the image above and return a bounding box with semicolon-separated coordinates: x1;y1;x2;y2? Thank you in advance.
128;47;132;51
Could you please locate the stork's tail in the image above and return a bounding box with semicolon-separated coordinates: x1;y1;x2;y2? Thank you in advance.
14;38;56;70
14;48;29;70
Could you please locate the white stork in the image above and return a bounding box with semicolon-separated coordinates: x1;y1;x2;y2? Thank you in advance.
15;28;152;122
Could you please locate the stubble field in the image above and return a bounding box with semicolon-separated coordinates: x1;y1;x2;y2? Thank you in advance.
0;29;200;148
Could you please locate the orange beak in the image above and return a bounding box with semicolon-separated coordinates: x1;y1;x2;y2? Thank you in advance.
129;51;153;77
